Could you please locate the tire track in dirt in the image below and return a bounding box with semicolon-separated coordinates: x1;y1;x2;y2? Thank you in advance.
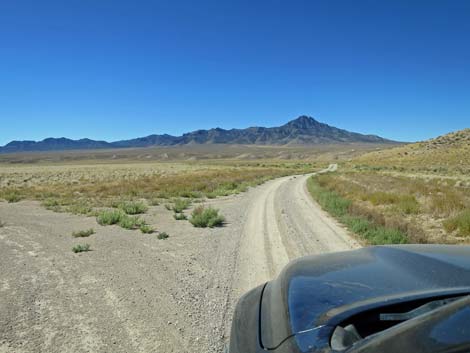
232;165;360;297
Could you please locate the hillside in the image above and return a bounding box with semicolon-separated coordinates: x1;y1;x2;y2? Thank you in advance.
0;116;395;153
355;128;470;173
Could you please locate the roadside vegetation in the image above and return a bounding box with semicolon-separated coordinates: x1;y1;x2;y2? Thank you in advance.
309;170;470;244
190;206;225;228
307;177;408;245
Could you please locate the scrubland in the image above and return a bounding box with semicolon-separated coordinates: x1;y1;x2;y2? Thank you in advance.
308;129;470;245
0;160;317;214
1;143;380;215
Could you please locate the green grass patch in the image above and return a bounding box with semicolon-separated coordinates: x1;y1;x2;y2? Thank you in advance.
72;228;95;238
307;176;408;245
443;210;470;236
307;178;351;217
72;244;91;253
190;206;225;228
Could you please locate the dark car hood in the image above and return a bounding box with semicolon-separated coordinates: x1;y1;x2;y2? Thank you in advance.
260;245;470;351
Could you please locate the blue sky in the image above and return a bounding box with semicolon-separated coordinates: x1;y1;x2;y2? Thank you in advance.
1;0;469;145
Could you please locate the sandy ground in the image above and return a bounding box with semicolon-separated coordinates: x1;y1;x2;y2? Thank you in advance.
0;167;359;353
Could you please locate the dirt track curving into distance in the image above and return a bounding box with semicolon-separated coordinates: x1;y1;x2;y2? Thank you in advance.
0;165;359;353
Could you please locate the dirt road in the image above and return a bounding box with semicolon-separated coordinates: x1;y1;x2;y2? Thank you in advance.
0;167;359;353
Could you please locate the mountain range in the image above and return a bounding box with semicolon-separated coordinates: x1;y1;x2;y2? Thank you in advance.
0;116;396;153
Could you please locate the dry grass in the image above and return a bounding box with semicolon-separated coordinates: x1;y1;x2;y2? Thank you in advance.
354;128;470;175
0;160;319;214
315;171;470;244
443;211;470;237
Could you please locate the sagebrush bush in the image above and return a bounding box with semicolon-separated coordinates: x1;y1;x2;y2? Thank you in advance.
42;198;60;208
157;232;169;239
4;190;22;203
140;224;154;234
173;213;187;220
190;206;225;228
118;215;145;230
67;203;93;215
72;228;95;238
172;198;191;213
96;209;124;225
72;244;91;253
118;201;148;215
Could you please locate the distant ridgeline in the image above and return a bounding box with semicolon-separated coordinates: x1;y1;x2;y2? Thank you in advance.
0;116;395;153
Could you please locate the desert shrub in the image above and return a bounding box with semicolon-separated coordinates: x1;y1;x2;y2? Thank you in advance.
67;203;93;215
173;213;187;220
72;228;95;238
118;215;145;230
369;192;400;205
157;232;169;239
190;206;225;228
430;192;465;216
443;210;470;236
72;244;91;253
172;198;191;213
396;196;420;215
140;224;154;234
118;201;148;215
41;198;64;212
149;199;160;206
42;198;60;208
96;209;124;225
4;190;22;203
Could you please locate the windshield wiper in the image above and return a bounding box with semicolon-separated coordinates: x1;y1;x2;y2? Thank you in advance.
379;296;465;322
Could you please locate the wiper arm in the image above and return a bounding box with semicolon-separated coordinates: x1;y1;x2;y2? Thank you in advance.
379;296;464;322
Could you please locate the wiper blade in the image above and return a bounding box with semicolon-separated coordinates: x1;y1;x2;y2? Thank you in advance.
379;296;464;322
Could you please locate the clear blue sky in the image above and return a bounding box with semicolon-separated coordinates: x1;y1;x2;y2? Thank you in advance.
1;0;469;145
